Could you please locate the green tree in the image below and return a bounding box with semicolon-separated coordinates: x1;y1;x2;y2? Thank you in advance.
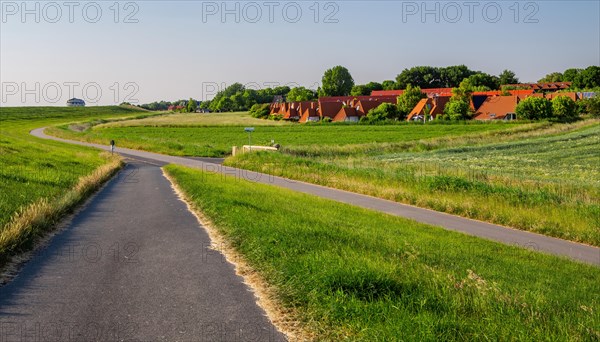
538;72;563;83
319;66;355;97
249;103;270;119
397;84;425;118
499;70;519;85
573;66;600;89
562;68;581;82
440;65;474;88
350;85;369;96
443;99;471;120
396;66;442;89
286;87;317;102
466;73;500;90
382;80;396;90
365;103;400;122
578;96;600;117
351;82;384;96
443;79;474;120
186;98;197;113
516;97;552;120
551;96;578;121
366;82;383;92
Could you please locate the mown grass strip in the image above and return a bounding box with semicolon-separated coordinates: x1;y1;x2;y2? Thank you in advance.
227;122;600;246
164;165;599;341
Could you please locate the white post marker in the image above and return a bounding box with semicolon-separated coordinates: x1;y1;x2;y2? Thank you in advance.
110;139;115;154
244;127;254;152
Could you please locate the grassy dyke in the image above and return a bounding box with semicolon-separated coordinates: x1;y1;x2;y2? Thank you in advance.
227;122;600;246
47;119;522;157
0;106;158;267
164;165;600;341
98;111;291;127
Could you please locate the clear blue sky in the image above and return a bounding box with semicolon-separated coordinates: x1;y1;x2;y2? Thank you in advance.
1;0;599;106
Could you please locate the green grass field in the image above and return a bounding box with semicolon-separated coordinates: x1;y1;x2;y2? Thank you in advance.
0;106;160;265
165;165;600;341
45;112;598;244
48;117;523;157
229;121;600;246
99;111;291;127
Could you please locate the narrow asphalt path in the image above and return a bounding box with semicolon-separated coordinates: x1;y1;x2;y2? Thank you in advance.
30;128;600;266
0;160;286;341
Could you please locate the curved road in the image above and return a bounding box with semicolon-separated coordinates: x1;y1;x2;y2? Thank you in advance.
30;127;600;267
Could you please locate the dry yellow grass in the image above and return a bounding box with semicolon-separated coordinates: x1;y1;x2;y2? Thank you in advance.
0;153;123;267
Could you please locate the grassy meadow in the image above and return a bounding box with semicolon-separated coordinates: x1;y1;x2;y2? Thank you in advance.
0;106;160;266
165;165;600;341
45;111;599;244
229;121;600;246
48;114;523;157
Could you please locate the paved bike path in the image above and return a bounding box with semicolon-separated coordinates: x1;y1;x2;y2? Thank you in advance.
0;160;285;341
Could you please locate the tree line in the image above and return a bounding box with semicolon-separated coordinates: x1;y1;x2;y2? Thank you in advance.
139;65;599;113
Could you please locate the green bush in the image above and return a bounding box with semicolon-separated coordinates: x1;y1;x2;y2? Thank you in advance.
249;103;270;119
365;103;400;122
516;97;552;120
578;96;600;118
443;99;471;120
551;96;578;121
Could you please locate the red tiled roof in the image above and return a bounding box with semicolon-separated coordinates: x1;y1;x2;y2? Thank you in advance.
318;101;344;118
546;92;578;101
371;90;403;97
473;96;518;120
407;98;430;121
371;88;454;97
503;82;572;91
333;107;358;122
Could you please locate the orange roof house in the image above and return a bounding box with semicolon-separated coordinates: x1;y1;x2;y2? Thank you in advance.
406;96;450;121
546;92;578;101
355;100;383;116
503;82;572;92
371;88;454;97
333;107;359;122
332;99;389;122
317;101;344;119
371;90;404;97
407;99;429;121
473;96;519;121
299;105;320;123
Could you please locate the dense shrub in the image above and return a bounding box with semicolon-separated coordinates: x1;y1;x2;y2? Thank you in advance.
516;97;553;120
365;103;400;122
442;99;471;120
578;96;600;118
551;96;578;121
249;103;270;119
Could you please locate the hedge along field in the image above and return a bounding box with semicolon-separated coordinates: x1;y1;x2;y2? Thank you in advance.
228;121;600;246
47;120;524;157
164;165;600;341
0;106;158;266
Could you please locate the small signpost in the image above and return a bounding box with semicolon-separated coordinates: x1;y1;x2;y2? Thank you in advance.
244;127;254;152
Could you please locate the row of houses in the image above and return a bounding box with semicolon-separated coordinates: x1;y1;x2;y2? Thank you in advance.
270;83;589;122
269;96;397;123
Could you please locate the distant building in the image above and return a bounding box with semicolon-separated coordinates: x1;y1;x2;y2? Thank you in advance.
473;96;519;121
66;98;85;107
